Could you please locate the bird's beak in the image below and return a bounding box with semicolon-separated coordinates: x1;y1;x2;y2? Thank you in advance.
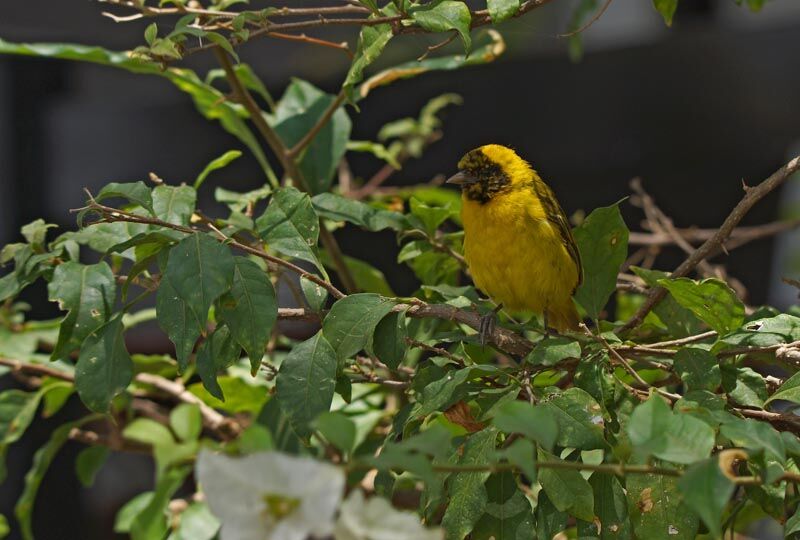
446;171;478;185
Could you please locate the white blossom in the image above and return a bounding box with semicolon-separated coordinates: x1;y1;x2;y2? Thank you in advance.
334;490;443;540
196;450;344;540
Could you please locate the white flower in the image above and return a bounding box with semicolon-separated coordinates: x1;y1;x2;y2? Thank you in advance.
334;490;443;540
196;450;345;540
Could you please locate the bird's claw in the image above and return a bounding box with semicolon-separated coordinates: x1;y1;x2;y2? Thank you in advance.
478;303;503;346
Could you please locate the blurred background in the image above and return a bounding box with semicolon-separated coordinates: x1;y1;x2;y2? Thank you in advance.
1;0;799;538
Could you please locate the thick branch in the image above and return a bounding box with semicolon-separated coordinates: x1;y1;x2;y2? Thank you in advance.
621;156;800;332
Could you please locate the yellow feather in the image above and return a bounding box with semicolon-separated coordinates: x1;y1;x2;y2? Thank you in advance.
457;145;581;332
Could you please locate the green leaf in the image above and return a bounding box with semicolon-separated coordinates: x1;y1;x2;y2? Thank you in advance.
412;0;472;52
322;293;396;360
673;347;720;392
175;502;220;540
20;219;57;248
47;261;116;360
471;471;534;540
336;254;396;296
95;181;155;216
301;275;328;312
657;277;745;335
579;473;632;539
370;311;407;370
130;466;191;540
652;0;678;26
256;186;320;266
75;317;134;412
766;369;800;405
409;198;455;236
535;492;567;540
194;149;242;189
276;332;338;437
626;473;698;540
542;387;606;450
574;203;629;320
627;395;714;464
189;376;267;415
491;401;558;450
273;79;352;193
497;438;536;482
163;232;234;329
0;390;41;445
15;415;98;540
342;22;393;101
719;417;785;463
676;457;734;539
537;450;594;522
313;411;357;455
156;273;202;371
787;502;800;537
152;184;196;227
441;428;497;540
311;193;406;232
487;0;520;23
526;337;581;367
721;365;767;408
0;514;8;539
217;257;277;373
75;446;110;487
123;418;175;447
565;0;599;62
195;325;241;401
144;23;158;46
170;403;202;442
114;493;154;533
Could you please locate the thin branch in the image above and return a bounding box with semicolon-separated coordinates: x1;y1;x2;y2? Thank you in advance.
558;0;613;37
287;91;347;158
0;357;74;382
417;31;458;61
266;32;353;58
69;427;150;454
621;156;800;332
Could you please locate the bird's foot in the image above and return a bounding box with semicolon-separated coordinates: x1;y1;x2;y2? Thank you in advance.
478;303;504;346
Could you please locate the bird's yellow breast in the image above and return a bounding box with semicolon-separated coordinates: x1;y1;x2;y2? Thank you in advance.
461;187;579;314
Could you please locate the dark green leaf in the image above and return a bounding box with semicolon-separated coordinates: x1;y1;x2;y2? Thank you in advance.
626;473;698;540
658;277;745;335
487;0;520;23
194;150;242;189
537;450;594;522
721;365;767;408
256;186;320;266
542;387;606;450
676;457;734;539
75;317;133;412
652;0;678;26
311;193;406;232
342;22;393;101
371;311;407;369
673;347;720;392
574;203;629;320
217;257;277;373
95;181;155;216
0;390;41;445
195;325;241;401
491;401;558;450
152;184;196;227
48;261;116;360
441;428;497;540
526;337;581;367
156;273;202;371
322;293;396;360
276;332;337;437
579;473;632;539
496;438;536;482
163;232;234;328
412;0;472;52
130;466;191;540
471;471;534;540
75;446;110;487
719;417;785;463
535;492;567;540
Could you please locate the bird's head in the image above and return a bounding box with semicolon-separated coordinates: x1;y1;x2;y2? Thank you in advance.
447;144;534;203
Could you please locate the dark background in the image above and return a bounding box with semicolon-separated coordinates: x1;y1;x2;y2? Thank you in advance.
1;0;800;538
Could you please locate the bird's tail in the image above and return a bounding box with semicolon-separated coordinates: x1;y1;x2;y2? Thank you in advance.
548;301;581;333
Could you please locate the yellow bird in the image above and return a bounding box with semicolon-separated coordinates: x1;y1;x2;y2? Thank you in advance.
447;144;582;336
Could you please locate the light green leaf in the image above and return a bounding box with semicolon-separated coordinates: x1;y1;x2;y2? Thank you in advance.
194;150;242;189
343;22;393;101
526;337;581;367
20;219;57;247
0;390;41;445
412;0;472;52
537;450;594;522
657;277;745;335
626;473;698;540
574;203;628;320
144;23;158;46
130;466;191;540
170;403;202;442
189;377;267;416
442;428;497;540
276;332;338;437
314;411;357;455
491;401;558;450
217;257;277;373
75;446;110;487
152;184;197;227
114;492;154;534
673;347;720;392
156;273;202;371
721;365;767;408
542;387;606;450
47;261;116;360
766;369;800;405
75;317;134;412
322;293;396;360
175;502;220;540
676;457;733;539
96;181;155;216
256;186;320;266
652;0;678;26
163;232;234;328
123;418;175;447
487;0;520;23
719;417;785;463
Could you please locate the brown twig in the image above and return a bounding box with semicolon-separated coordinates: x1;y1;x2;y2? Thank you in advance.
621;156;800;332
417;31;458;61
558;0;613;37
266;32;353;58
287;91;347;159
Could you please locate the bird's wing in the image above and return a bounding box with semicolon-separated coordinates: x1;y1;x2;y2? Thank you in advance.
532;180;583;289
